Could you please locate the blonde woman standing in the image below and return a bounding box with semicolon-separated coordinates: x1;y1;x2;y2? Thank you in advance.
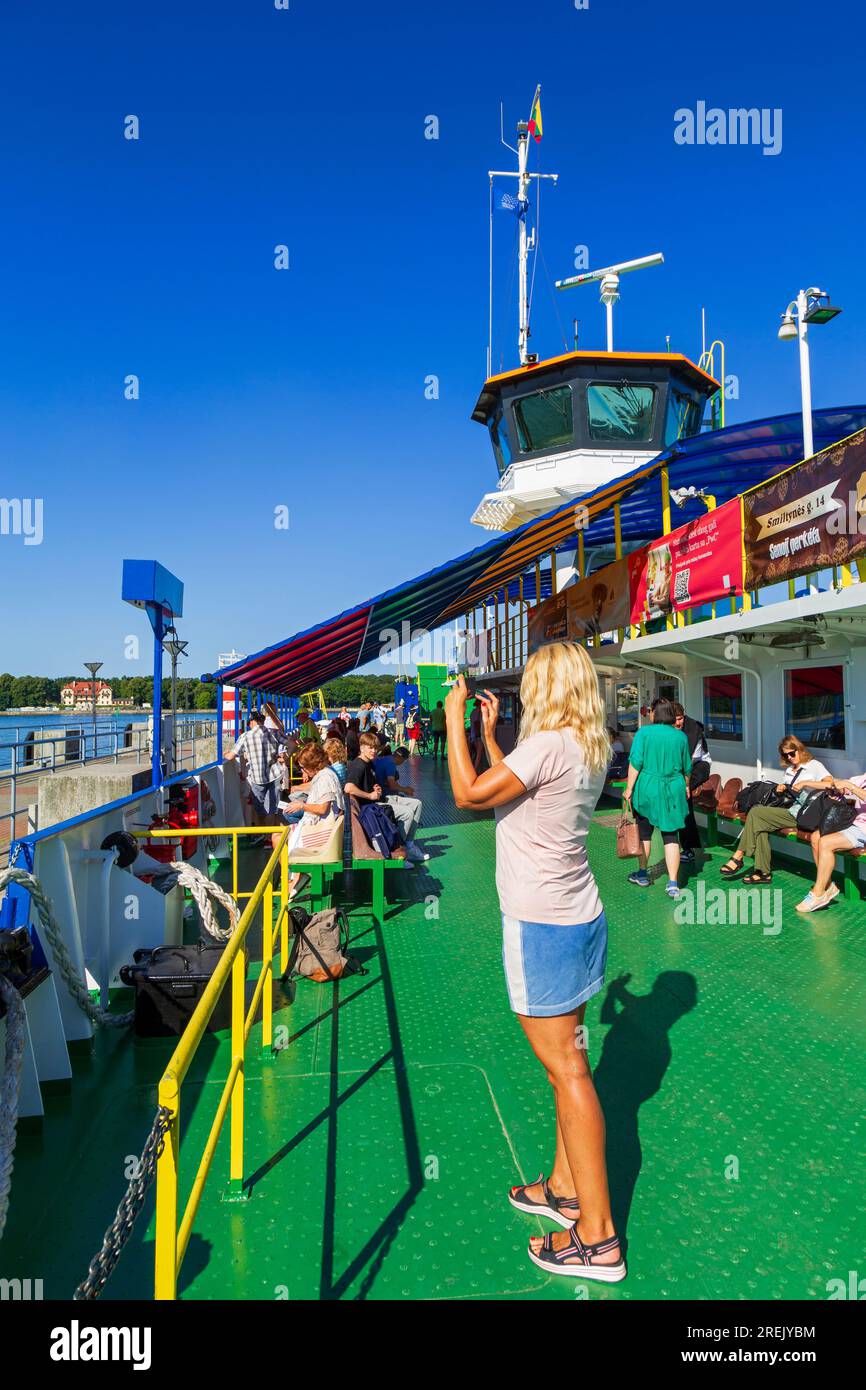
446;643;625;1283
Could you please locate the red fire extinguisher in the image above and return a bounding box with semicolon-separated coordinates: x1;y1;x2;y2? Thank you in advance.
142;814;182;864
167;785;200;859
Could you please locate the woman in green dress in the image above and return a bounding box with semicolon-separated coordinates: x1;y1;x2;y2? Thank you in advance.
623;698;691;900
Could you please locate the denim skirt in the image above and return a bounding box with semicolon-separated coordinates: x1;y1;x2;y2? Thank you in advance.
501;910;608;1018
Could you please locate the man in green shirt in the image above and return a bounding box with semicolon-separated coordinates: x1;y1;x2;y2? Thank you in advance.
296;709;322;744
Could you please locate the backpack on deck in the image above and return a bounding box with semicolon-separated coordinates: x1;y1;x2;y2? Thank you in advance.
359;801;402;857
286;906;366;982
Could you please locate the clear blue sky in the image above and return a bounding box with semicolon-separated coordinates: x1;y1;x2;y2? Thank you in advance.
1;0;864;680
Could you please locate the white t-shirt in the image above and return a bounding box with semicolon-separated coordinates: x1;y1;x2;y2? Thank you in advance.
301;766;345;821
784;757;830;817
494;730;606;926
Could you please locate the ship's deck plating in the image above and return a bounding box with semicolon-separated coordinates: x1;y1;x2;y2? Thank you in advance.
4;760;865;1300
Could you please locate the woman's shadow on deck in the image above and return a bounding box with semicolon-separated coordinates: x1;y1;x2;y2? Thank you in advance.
593;970;698;1246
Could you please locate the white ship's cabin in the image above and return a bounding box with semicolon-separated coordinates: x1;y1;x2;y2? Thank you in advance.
471;350;720;531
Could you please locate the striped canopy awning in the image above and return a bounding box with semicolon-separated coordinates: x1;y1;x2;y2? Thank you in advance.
203;405;866;695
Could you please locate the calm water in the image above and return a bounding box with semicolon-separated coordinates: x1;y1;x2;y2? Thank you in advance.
0;711;214;773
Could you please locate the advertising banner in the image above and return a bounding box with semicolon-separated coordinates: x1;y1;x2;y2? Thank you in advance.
629;497;744;622
527;558;632;652
742;429;866;588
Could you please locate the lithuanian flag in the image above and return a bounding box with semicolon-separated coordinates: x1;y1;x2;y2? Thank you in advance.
528;87;542;142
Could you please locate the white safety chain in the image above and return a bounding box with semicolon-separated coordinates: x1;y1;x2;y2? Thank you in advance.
167;861;239;941
0;973;26;1240
0;867;133;1030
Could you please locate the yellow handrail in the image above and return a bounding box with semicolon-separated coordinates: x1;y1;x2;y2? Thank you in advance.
144;825;292;1300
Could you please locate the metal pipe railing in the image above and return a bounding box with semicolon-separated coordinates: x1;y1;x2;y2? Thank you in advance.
146;824;294;1300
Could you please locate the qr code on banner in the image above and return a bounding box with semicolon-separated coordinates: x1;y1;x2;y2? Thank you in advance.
673;568;691;604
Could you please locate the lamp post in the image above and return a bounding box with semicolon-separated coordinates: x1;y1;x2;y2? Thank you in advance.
162;631;189;775
83;661;102;761
778;288;842;460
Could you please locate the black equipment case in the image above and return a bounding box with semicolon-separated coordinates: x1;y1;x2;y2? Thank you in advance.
120;941;242;1037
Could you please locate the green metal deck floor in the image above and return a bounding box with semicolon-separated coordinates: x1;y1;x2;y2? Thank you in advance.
3;759;865;1301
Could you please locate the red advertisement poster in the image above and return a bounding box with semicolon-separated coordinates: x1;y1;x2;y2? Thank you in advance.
629;497;743;622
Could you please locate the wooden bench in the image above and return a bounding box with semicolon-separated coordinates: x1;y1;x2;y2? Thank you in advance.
700;778;864;900
347;797;406;928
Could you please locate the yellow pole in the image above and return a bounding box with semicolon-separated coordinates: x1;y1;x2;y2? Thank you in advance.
660;467;674;630
280;844;289;974
229;948;246;1194
262;880;273;1050
154;1075;180;1301
739;496;752;611
613;503;625;643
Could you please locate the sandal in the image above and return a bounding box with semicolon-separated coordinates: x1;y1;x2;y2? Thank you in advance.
528;1222;626;1283
719;858;744;878
742;870;772;885
508;1173;580;1229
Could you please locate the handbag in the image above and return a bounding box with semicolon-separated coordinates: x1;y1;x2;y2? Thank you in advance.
286;906;366;982
797;790;856;835
616;803;642;859
299;806;339;851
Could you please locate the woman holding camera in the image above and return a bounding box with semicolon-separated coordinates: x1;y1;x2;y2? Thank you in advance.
446;643;625;1283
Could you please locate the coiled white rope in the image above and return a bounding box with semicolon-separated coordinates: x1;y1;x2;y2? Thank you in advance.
0;859;238;1243
0;973;26;1240
165;860;240;941
0;867;133;1030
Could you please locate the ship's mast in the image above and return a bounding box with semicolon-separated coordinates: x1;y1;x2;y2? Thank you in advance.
488;91;558;373
516;120;531;365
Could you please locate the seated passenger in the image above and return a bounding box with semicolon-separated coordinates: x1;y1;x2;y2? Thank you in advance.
796;772;866;913
719;736;831;885
345;733;428;865
272;743;344;896
324;735;348;787
372;744;428;865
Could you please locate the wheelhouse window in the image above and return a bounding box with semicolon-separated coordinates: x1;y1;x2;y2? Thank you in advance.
511;385;573;452
664;385;703;445
586;383;656;443
703;674;743;741
488;410;513;476
784;666;845;750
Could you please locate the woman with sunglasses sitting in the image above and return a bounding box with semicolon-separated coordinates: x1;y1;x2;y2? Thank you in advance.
719;736;830;884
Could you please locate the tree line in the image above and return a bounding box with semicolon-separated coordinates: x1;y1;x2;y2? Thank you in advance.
0;674;218;711
0;671;402;713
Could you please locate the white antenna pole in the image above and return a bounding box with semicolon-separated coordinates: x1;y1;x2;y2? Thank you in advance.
517;122;530;364
488;176;494;378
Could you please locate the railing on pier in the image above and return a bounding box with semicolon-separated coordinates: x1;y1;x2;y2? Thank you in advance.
0;718;217;847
